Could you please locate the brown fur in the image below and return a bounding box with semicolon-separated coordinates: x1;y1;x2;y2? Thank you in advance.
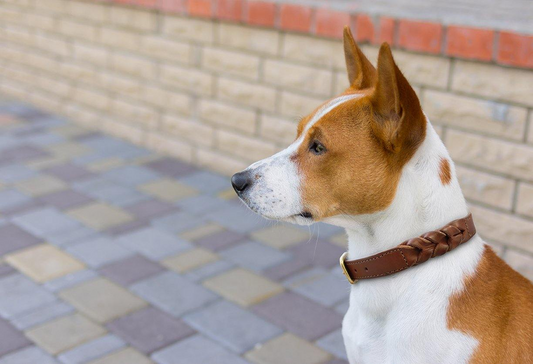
448;246;533;363
439;158;452;185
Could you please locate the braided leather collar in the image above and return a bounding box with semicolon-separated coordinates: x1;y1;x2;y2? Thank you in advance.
340;214;476;283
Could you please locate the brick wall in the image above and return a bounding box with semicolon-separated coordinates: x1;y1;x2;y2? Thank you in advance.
0;0;532;279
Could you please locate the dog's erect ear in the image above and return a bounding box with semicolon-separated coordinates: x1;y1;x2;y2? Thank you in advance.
343;27;376;89
371;43;426;156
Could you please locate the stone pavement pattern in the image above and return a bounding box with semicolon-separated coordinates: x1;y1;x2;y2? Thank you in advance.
0;97;350;364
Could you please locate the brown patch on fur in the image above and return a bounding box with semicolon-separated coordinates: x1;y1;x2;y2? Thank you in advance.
447;246;533;363
439;158;452;185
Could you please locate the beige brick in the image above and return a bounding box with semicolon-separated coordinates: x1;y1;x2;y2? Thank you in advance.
145;132;193;162
198;99;256;134
162;15;213;43
64;104;102;129
528;112;533;144
452;61;533;107
3;64;34;85
99;27;140;51
2;0;32;7
37;74;72;99
446;129;533;181
100;73;142;99
110;52;156;79
73;42;109;67
456;166;514;210
58;19;97;42
25;53;59;73
61;63;99;87
203;47;259;80
4;25;34;47
161;114;214;147
67;1;107;22
26;13;56;31
280;91;323;119
334;71;350;95
160;64;214;96
259;114;297;144
110;98;158;129
109;6;156;32
30;92;64;114
0;80;27;100
73;87;109;111
218;23;279;55
102;118;144;144
217;130;276;162
504;249;533;281
264;60;333;97
143;85;192;115
517;183;533;218
217;78;276;111
141;35;191;64
0;7;25;24
283;33;344;69
196;148;248;176
34;0;66;13
469;204;533;253
424;90;527;140
36;33;70;57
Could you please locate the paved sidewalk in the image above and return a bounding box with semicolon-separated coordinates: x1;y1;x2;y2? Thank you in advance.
0;97;350;364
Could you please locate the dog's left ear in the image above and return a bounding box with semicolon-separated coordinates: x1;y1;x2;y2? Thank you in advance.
343;27;376;89
370;43;426;156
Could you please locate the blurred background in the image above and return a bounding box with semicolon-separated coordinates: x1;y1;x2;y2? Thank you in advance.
0;0;532;363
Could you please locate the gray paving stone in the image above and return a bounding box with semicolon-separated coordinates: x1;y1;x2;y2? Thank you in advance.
175;195;230;216
0;190;31;211
73;177;148;207
11;207;80;238
205;206;268;233
316;329;348;360
102;166;159;187
183;260;235;282
145;158;197;178
0;224;41;256
98;255;165;287
0;319;31;356
43;270;99;293
47;227;100;248
263;258;310;282
106;220;149;237
45;163;94;182
0;165;37;183
151;335;249;364
296;222;344;239
0;274;56;319
219;241;292;272
57;334;126;364
131;271;218;317
1;145;49;162
288;240;345;268
126;200;177;220
107;307;195;354
66;237;135;268
0;346;59;364
334;300;350;315
116;227;192;261
151;211;206;234
0;265;16;279
183;300;282;354
38;190;93;210
10;300;74;330
284;268;349;307
178;171;230;194
193;230;246;252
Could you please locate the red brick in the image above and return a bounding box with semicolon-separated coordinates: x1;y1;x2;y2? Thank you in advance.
216;0;243;21
398;20;443;54
113;0;136;4
376;17;395;44
188;0;212;17
497;31;533;68
136;0;157;7
314;8;350;39
354;14;374;43
446;26;494;61
159;0;187;13
279;4;313;32
245;1;276;27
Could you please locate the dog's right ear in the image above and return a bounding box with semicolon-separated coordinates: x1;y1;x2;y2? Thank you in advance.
343;27;377;89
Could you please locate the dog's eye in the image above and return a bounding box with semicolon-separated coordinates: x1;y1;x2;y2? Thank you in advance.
309;141;326;155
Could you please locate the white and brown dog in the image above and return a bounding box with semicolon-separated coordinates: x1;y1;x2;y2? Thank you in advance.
231;27;533;363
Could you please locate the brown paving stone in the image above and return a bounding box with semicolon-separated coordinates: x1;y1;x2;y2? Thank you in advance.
138;179;198;202
67;202;133;230
161;248;219;273
179;223;225;241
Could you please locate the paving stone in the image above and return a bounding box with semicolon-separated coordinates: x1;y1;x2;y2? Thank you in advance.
0;145;49;163
45;163;95;182
288;240;345;268
126;200;177;220
25;314;106;355
175;195;230;215
1;200;47;218
179;223;225;242
15;175;67;197
219;241;291;272
316;329;348;360
183;260;235;282
329;233;347;248
203;268;284;307
12;207;80;239
161;248;218;273
0;319;31;356
324;359;349;364
0;264;16;279
205;205;268;233
10;300;74;330
103;166;160;187
296;222;344;239
193;229;246;251
47;227;100;248
0;346;58;364
116;227;192;261
86;348;152;364
0;165;36;183
0;224;41;256
106;220;149;236
151;335;249;364
244;333;331;364
57;334;126;364
0;190;31;212
263;258;310;282
46;142;90;159
66;237;135;268
107;307;195;354
59;278;147;323
151;211;206;234
217;188;238;200
73;178;148;207
86;157;125;173
251;224;311;250
5;244;85;283
43;270;99;293
138;179;198;202
334;300;350;315
130;271;218;317
284;268;349;307
67;203;134;230
183;300;282;354
98;255;165;287
37;190;93;210
0;274;56;319
145;158;197;178
178;170;230;194
251;291;342;341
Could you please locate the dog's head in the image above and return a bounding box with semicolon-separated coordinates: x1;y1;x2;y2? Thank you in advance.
232;28;426;226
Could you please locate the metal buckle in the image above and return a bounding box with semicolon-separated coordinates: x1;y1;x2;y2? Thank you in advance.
339;252;356;284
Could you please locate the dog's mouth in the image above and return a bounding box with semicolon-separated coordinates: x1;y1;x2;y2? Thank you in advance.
297;211;313;219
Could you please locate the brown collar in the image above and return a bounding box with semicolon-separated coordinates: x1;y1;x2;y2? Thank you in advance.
340;214;476;283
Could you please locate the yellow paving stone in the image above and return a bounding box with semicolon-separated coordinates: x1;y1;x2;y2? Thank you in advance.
15;175;67;197
26;156;69;170
179;223;225;241
218;188;238;200
59;278;147;323
67;202;133;230
87;348;153;364
138;179;198;202
244;333;332;364
251;224;309;250
46;142;91;159
161;248;219;273
329;232;347;248
52;125;88;138
86;157;125;172
203;268;284;307
25;313;106;355
5;244;85;283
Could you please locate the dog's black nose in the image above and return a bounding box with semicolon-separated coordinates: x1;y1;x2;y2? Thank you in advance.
231;171;251;193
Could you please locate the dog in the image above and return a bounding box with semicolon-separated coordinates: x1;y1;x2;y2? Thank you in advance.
231;27;533;363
